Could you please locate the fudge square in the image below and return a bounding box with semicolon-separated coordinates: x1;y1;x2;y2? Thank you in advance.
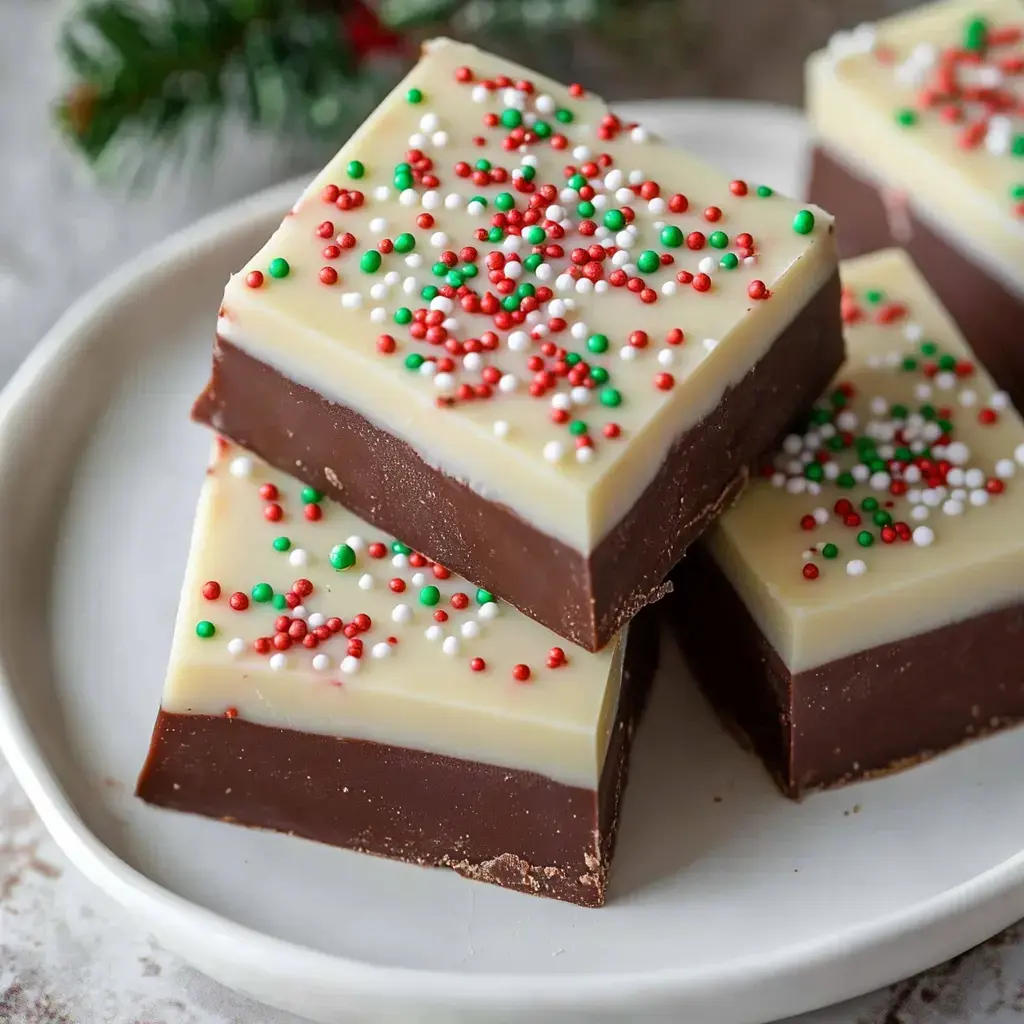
807;0;1024;410
136;443;657;908
195;37;843;652
668;249;1024;799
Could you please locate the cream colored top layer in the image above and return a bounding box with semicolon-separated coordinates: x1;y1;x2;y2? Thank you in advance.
219;37;835;554
706;249;1024;673
161;443;630;789
807;0;1024;295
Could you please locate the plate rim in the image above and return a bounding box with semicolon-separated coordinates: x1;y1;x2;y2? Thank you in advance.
1;99;1022;1021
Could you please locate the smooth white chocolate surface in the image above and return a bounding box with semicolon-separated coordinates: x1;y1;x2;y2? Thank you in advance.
218;37;836;554
160;443;630;788
706;249;1024;673
807;0;1024;295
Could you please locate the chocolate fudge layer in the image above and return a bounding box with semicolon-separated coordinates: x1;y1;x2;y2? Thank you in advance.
136;443;657;906
806;0;1024;408
668;250;1024;797
199;36;842;651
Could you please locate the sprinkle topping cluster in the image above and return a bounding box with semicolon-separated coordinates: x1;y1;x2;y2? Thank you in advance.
233;50;821;471
831;10;1024;216
761;283;1023;581
195;445;573;692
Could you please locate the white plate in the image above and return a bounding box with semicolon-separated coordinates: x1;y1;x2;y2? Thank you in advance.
2;100;1024;1024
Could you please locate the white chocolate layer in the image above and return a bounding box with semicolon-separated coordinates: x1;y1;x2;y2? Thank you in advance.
218;37;836;554
161;443;633;789
705;249;1024;673
807;0;1024;296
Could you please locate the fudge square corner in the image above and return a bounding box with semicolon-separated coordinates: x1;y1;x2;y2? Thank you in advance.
196;37;843;652
668;248;1024;799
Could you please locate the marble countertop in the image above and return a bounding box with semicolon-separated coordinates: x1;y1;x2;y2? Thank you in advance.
3;2;1024;1021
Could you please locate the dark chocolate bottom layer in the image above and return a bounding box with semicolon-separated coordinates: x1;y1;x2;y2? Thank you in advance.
137;613;658;907
194;270;844;651
668;546;1024;798
809;144;1024;412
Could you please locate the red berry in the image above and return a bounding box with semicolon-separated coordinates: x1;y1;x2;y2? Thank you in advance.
202;581;221;600
321;184;340;203
979;408;998;425
316;220;335;239
338;232;356;249
253;637;271;655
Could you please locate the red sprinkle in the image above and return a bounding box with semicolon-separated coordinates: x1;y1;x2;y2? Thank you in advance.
603;422;621;439
263;503;283;522
245;271;264;289
225;707;238;719
293;578;314;597
319;267;338;286
304;503;322;522
368;542;387;559
229;591;249;611
979;408;998;425
668;193;688;213
802;563;819;580
202;581;221;600
692;273;711;292
470;657;486;672
259;483;278;500
747;280;768;300
512;663;531;682
654;372;675;391
800;514;816;531
389;578;406;593
703;206;722;222
729;180;748;197
451;592;470;610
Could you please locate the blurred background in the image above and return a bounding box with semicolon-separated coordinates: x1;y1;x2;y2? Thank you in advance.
0;0;926;385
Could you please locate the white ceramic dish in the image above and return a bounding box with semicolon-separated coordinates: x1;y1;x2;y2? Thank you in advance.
3;101;1024;1024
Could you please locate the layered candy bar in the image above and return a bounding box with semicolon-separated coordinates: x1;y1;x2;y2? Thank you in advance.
669;249;1024;798
136;443;657;907
196;37;844;651
807;0;1024;409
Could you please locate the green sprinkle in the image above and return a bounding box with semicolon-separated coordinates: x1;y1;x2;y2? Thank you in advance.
445;271;463;288
501;295;519;311
555;108;574;123
856;530;874;548
347;160;365;179
520;165;536;181
476;588;494;605
432;261;448;277
660;225;684;248
600;387;622;407
488;227;505;243
830;389;848;408
708;230;729;249
792;209;816;235
419;585;441;606
568;173;587;191
920;340;938;355
272;536;291;552
809;408;832;426
196;620;216;639
719;253;739;270
890;403;909;419
392;541;412;555
394;307;412;325
569;420;588;436
938;353;957;371
901;356;918;371
394;232;416;253
587;333;609;354
523;253;543;272
395;162;411;172
421;285;439;301
517;282;536;298
394;172;413;191
1013;136;1024;157
329;543;356;571
495;192;515;211
301;486;322;504
272;593;287;610
636;250;660;274
268;257;290;279
920;403;937;420
868;457;887;473
827;435;847;452
603;209;626;231
406;87;423;104
837;472;855;489
533;120;552;138
894;446;913;463
500;108;522;128
360;250;382;274
475;158;491;171
590;366;609;384
469;195;487;208
251;583;273;603
822;543;839;560
461;262;479;278
964;15;988;51
404;353;424;370
525;226;546;245
938;418;954;434
756;184;773;197
805;463;824;482
577;200;595;218
1012;184;1024;200
873;510;892;527
895;108;917;127
865;289;884;304
565;352;582;366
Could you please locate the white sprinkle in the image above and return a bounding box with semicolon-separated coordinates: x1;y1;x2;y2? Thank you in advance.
911;504;929;521
661;280;678;297
479;602;499;620
444;192;463;210
431;130;448;147
471;84;489;103
418;360;435;377
419;112;440;132
392;603;412;624
551;392;572;411
424;624;443;642
970;488;990;507
270;652;287;671
311;654;330;672
392;554;410;571
945;441;971;465
911;525;935;547
460;620;481;640
498;373;518;393
619;346;638;362
964;467;985;489
698;256;716;275
430;231;449;248
575;278;594;295
852;464;871;483
373;185;390;201
951;487;967;502
942;498;964;516
543;441;565;463
306;612;325;629
786;477;807;495
823;462;840;481
915;383;933;401
493;420;510;438
576;446;595;464
922;488;942;507
407;132;427;148
369;307;387;324
227;638;245;657
340;655;361;675
467;199;486;215
399;188;418;207
782;435;803;455
648;197;666;215
1016;442;1024;467
288;548;309;568
946;468;966;487
356;573;374;591
433;372;455;393
371;642;391;659
959;389;977;408
835;410;859;431
369;283;388;301
442;635;460;656
228;456;253;478
846;559;867;577
657;349;675;367
411;572;426;588
995;458;1016;479
630;126;648;142
341;292;363;309
570;386;590;406
813;507;830;525
869;396;888;416
702;338;719;352
991;390;1011;409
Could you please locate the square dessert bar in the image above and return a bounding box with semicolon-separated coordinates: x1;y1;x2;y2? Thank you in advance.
195;37;843;651
137;443;657;907
668;249;1024;798
807;0;1024;409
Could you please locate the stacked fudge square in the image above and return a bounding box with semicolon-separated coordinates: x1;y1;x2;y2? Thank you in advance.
137;37;845;905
